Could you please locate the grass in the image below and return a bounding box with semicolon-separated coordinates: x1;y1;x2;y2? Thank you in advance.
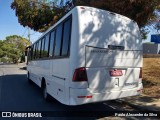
142;58;160;98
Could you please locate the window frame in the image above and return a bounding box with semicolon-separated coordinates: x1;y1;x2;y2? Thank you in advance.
38;39;42;58
54;23;63;57
61;17;72;57
53;15;72;59
49;29;56;58
43;33;50;58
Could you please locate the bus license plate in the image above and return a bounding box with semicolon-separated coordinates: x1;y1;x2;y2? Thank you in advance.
110;70;123;76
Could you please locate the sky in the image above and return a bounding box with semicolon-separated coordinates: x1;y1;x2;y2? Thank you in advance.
0;0;158;43
0;0;42;43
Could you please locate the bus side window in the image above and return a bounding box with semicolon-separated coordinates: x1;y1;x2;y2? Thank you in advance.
28;47;32;61
54;24;63;57
41;38;45;58
38;40;42;58
44;34;50;57
61;18;72;56
30;46;33;60
49;31;55;57
36;42;39;59
32;45;35;60
33;44;37;59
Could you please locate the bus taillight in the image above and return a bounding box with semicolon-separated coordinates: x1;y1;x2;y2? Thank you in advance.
72;67;88;82
139;67;142;78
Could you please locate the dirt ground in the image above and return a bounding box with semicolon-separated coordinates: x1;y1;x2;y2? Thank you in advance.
142;58;160;98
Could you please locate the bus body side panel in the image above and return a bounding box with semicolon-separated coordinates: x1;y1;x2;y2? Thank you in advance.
69;8;89;89
47;59;69;104
63;8;81;105
27;8;79;105
68;7;91;105
28;61;44;87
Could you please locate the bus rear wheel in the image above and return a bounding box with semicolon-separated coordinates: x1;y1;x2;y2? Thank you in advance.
42;82;50;101
27;72;32;84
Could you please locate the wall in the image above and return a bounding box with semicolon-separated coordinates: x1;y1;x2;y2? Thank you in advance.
143;43;160;54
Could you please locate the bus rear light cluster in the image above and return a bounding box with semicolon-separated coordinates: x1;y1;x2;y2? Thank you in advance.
139;67;142;78
80;7;85;9
72;67;88;82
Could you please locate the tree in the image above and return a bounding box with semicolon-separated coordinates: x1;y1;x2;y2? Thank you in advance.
0;35;30;63
0;42;21;63
11;0;160;35
11;0;64;32
4;35;30;54
4;35;30;63
149;10;160;32
0;41;5;58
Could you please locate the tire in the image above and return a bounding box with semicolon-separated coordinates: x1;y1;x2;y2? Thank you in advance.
42;82;50;101
27;72;32;84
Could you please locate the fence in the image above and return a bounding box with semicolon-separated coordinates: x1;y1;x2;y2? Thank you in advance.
143;54;160;58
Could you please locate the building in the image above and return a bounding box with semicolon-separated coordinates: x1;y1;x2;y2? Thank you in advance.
143;43;160;54
143;34;160;54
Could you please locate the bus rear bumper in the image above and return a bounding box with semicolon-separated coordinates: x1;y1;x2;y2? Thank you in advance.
69;84;143;105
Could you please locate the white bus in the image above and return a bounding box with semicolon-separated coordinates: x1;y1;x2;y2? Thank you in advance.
27;6;143;105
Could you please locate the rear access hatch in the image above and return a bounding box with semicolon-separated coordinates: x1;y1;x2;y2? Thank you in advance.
85;46;142;92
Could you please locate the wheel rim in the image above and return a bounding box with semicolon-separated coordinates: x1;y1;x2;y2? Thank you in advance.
27;73;29;79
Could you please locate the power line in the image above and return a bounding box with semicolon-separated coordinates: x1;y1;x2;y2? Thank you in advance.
30;32;37;35
22;28;27;37
28;27;30;41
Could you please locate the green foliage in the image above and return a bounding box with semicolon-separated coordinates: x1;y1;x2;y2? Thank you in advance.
11;0;160;39
11;0;160;32
5;35;30;54
0;35;30;63
0;41;5;57
1;58;8;63
140;28;150;40
0;41;20;63
74;0;160;27
11;0;64;32
20;54;25;63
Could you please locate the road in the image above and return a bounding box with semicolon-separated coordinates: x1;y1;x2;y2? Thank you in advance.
0;64;158;120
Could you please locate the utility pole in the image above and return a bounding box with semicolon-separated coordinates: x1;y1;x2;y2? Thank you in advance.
25;27;31;64
28;27;30;41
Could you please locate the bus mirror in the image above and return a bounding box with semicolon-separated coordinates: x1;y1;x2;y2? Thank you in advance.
25;46;31;56
25;50;28;56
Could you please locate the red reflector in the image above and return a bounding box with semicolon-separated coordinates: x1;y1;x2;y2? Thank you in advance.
77;96;92;98
80;7;85;9
137;89;142;92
